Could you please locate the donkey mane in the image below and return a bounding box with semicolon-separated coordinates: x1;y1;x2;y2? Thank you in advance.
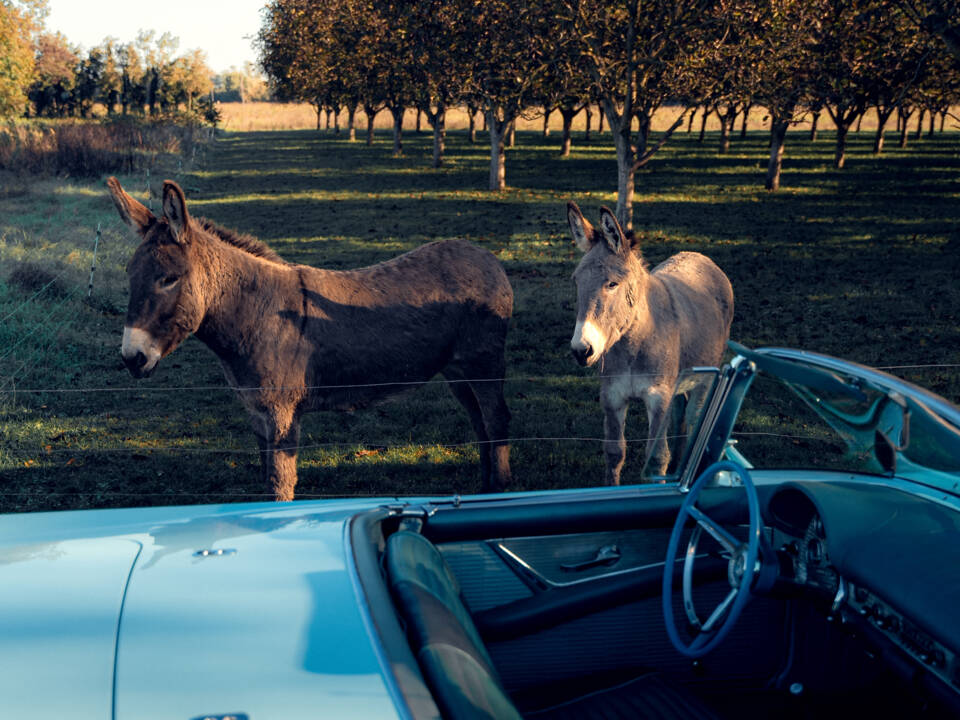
197;217;286;264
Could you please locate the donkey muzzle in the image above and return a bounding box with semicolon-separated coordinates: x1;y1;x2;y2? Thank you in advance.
121;326;161;378
571;345;594;367
123;350;155;378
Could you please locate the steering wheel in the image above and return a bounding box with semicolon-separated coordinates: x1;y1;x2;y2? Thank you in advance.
662;460;761;658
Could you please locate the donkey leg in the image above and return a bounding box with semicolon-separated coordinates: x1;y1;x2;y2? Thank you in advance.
464;372;512;492
444;373;492;490
643;386;673;477
268;422;300;502
602;399;628;486
250;412;301;501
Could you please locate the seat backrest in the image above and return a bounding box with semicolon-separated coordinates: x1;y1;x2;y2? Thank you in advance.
386;530;522;720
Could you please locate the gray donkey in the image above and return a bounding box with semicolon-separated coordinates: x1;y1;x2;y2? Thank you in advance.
566;203;733;484
108;178;513;501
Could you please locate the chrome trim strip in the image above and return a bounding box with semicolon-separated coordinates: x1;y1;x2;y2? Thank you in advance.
343;518;410;720
111;540;144;720
493;540;703;589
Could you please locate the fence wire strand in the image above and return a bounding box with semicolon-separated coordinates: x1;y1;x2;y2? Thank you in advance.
2;362;958;397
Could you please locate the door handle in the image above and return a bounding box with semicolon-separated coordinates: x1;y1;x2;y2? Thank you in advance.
560;544;621;572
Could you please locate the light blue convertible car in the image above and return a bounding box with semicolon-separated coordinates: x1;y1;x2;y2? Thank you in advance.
2;345;958;719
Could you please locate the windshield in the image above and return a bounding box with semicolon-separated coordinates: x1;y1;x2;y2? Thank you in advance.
729;350;960;495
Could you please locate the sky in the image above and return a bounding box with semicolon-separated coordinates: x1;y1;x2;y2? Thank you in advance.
44;0;267;74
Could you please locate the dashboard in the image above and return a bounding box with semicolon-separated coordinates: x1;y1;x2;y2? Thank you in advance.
765;480;960;699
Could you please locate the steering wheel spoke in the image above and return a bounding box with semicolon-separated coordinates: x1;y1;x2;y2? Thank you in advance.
662;460;760;658
700;587;738;634
687;505;740;554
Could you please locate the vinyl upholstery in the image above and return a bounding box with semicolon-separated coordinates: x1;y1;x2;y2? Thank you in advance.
385;530;721;720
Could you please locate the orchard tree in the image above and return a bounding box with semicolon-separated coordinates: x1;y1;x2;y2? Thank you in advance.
739;0;821;191
862;4;928;154
898;0;960;61
365;1;417;154
259;0;330;128
916;46;960;134
537;28;593;157
558;0;724;228
808;0;895;169
460;0;553;190
409;0;470;167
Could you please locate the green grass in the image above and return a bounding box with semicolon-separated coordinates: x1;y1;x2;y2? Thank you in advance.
1;126;958;512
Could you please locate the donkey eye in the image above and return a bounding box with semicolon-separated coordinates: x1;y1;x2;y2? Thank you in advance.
158;275;180;288
606;281;619;290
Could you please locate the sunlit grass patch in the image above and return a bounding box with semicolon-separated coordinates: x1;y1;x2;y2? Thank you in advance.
1;122;959;512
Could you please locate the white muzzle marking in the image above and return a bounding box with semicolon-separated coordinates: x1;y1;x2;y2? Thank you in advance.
571;319;606;364
121;326;162;371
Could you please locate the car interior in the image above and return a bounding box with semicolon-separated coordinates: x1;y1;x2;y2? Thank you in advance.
350;474;960;720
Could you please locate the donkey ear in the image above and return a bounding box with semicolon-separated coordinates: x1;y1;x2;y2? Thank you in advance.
106;176;155;236
598;206;626;255
162;180;190;243
566;202;596;252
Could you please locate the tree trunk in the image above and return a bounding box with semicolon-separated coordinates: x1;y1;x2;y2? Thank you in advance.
431;108;446;168
333;106;340;134
604;103;635;230
365;105;378;145
506;119;516;148
468;109;477;143
315;104;322;131
740;105;751;138
939;111;946;132
873;108;890;154
325;108;332;130
765;118;789;191
928;111;936;137
560;108;576;156
718;109;732;153
543;108;551;137
416;109;422;133
834;123;849;169
598;111;604;134
687;109;696;132
698;106;711;144
487;112;509;190
390;106;404;153
898;109;911;148
915;109;925;140
809;112;820;142
584;106;592;141
347;105;357;141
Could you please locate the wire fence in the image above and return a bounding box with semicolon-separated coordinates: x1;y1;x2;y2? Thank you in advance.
1;219;959;507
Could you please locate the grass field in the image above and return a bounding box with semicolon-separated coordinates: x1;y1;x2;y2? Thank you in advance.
1;117;958;513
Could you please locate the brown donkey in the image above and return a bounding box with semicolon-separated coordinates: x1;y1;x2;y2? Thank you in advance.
567;203;733;484
108;178;513;500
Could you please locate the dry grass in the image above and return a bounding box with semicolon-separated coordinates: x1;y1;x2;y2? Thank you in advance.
0;119;213;178
216;101;960;135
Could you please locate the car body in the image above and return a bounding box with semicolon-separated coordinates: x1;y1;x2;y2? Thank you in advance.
2;345;959;719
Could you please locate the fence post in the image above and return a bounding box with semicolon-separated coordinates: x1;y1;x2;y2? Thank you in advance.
88;223;101;298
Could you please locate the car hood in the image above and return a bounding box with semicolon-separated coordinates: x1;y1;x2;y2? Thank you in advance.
0;499;403;720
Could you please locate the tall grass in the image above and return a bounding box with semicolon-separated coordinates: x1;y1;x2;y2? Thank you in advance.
0;118;213;178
